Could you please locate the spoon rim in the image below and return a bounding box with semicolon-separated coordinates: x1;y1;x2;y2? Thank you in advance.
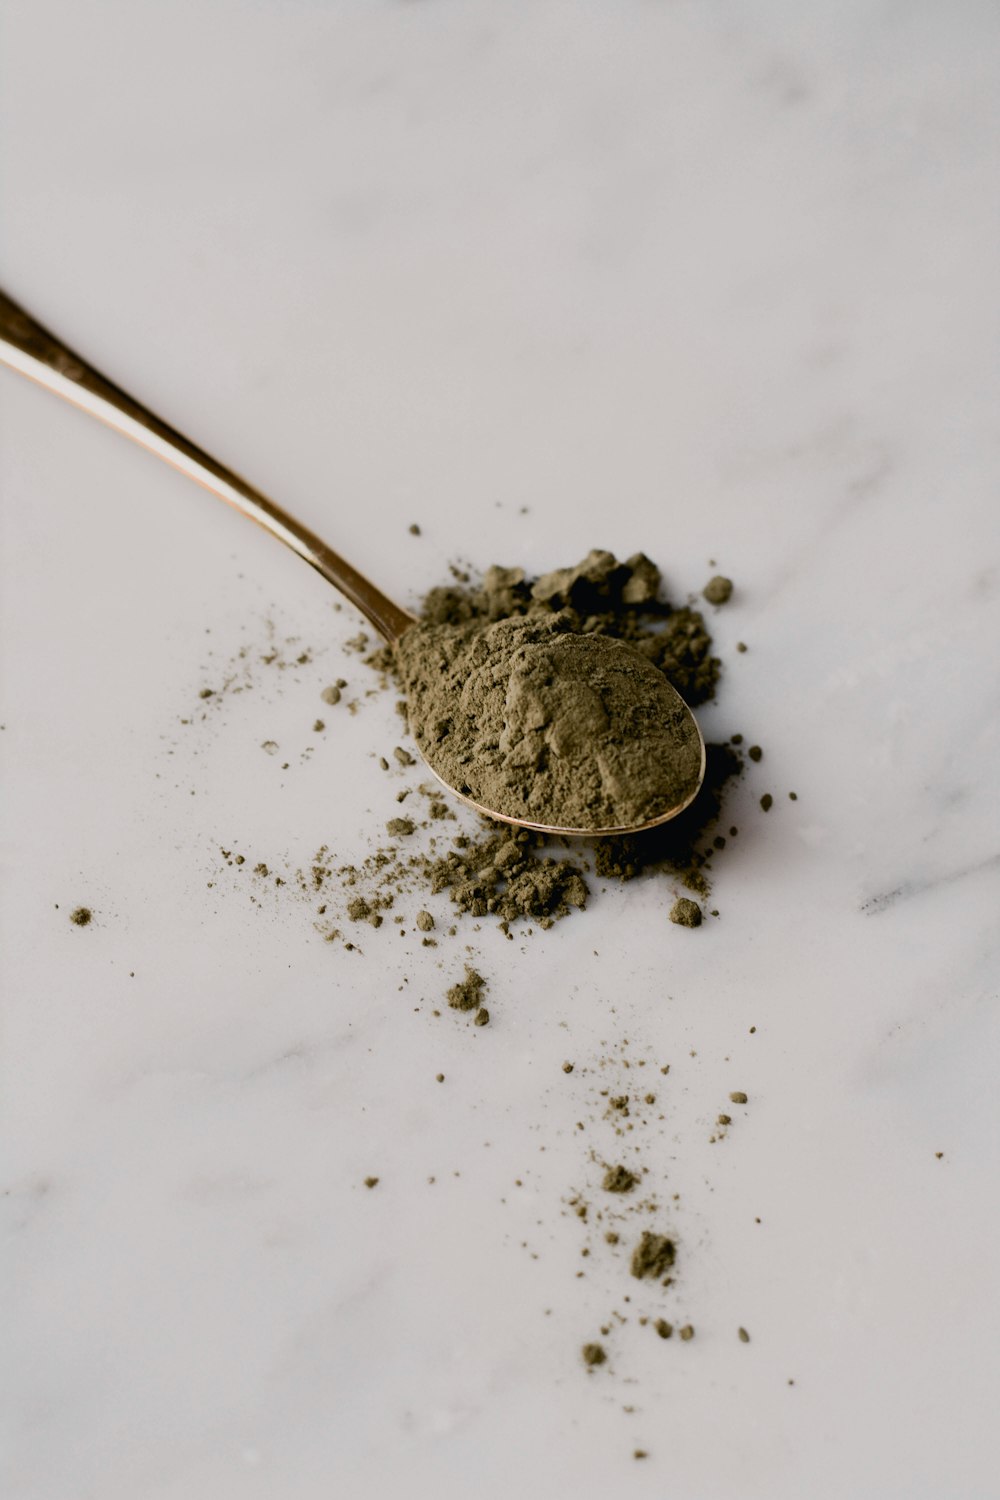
418;726;707;839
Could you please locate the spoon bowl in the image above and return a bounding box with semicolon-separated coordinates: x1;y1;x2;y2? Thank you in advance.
0;288;706;837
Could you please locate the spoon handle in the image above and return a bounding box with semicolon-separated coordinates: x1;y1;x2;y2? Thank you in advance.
0;288;415;644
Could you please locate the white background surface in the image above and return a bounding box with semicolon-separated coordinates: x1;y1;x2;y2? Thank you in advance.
2;3;999;1497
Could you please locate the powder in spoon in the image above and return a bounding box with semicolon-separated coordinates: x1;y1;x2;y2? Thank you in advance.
395;613;703;831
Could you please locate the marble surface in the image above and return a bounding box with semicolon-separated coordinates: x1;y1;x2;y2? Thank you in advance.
2;3;999;1497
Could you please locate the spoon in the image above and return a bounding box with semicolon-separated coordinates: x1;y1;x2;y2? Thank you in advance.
0;287;705;837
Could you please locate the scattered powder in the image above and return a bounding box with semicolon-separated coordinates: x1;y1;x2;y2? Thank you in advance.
190;546;776;1419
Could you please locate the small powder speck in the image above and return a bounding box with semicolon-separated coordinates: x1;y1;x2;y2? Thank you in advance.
703;575;733;605
738;1327;750;1343
69;907;92;927
363;1177;379;1189
386;818;415;837
760;794;773;811
582;1343;606;1368
679;1325;695;1341
748;745;762;762
654;1319;673;1339
729;1091;748;1104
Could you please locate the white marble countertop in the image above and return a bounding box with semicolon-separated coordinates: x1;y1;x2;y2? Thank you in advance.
2;4;998;1497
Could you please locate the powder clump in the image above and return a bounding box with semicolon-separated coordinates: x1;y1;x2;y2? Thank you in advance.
669;897;702;928
702;575;733;605
447;966;488;1013
630;1231;676;1281
602;1164;638;1194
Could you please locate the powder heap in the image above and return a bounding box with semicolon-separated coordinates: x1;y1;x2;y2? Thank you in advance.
410;549;721;706
342;548;740;930
395;613;704;832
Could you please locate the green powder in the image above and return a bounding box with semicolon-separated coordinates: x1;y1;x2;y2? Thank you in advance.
602;1164;638;1194
630;1231;676;1281
392;615;704;840
702;575;733;605
427;825;588;926
581;1343;607;1367
447;966;487;1013
69;906;92;927
669;897;702;928
386;548;722;834
395;614;703;832
342;549;747;929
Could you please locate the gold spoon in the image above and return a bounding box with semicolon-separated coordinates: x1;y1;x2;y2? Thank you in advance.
0;288;705;837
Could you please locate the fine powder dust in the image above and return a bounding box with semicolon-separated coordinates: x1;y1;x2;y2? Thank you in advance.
395;613;704;831
193;543;771;1431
